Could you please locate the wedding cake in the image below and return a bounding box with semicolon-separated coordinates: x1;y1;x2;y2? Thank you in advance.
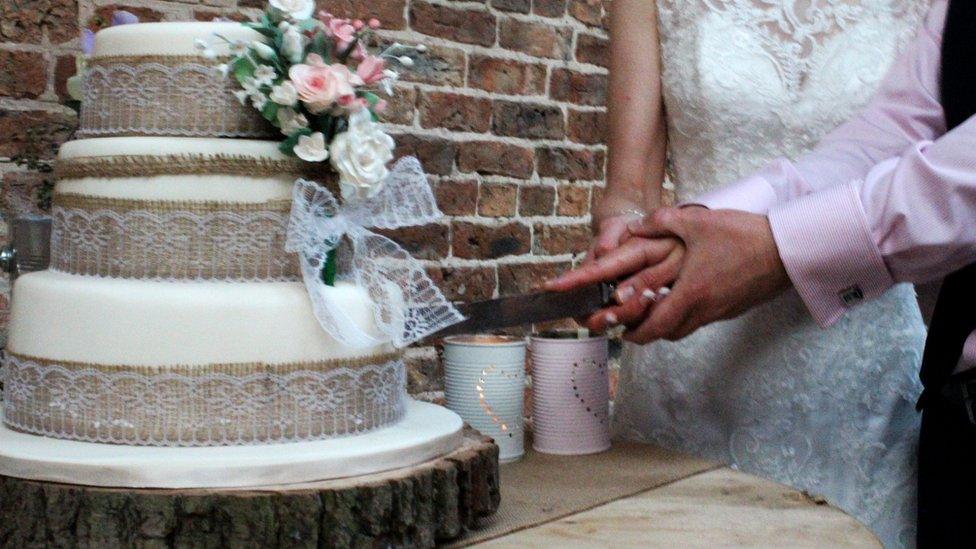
0;20;466;488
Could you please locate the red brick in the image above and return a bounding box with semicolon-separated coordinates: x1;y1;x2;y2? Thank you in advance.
533;223;591;254
498;18;572;60
569;0;604;26
550;68;607;106
498;261;571;295
399;44;466;87
533;0;567;17
419;91;492;133
519;185;556;216
567;109;607;144
410;1;496;47
2;171;52;220
393;134;457;175
193;10;250;22
537;146;605;180
469;55;546;95
1;0;77;44
0;51;46;100
556;184;591;216
492;101;564;139
458;141;534;178
373;223;449;260
435;178;479;216
452;221;530;259
381;85;417;125
430;266;496;302
318;0;407;30
54;54;78;102
478;184;518;217
0;109;76;160
576;33;609;67
93;5;164;27
491;0;530;13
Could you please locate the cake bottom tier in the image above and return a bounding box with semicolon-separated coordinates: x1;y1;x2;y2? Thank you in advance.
0;400;464;488
2;271;402;446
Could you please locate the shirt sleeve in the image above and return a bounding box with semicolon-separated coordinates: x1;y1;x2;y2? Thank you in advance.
694;0;948;214
770;117;976;326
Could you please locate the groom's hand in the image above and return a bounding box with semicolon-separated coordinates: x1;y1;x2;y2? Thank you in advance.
621;207;791;342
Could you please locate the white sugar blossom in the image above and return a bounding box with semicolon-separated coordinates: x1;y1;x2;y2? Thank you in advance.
228;39;248;56
194;38;216;59
270;81;298;106
233;89;249;105
215;63;230;78
252;41;276;60
241;77;260;95
270;0;315;20
251;93;268;111
281;24;306;64
329;108;395;201
277;107;308;134
294;132;330;162
254;64;277;86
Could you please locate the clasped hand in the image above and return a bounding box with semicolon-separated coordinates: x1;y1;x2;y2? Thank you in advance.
546;207;792;343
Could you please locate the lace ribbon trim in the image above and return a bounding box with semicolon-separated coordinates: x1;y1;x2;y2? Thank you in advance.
56;154;314;180
1;351;407;447
51;193;299;281
79;55;275;138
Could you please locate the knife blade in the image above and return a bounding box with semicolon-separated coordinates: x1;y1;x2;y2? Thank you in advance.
431;282;615;338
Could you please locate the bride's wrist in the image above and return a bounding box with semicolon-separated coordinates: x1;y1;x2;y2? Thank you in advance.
592;197;648;227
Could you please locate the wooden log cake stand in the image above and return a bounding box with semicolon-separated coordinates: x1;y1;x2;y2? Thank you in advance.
0;428;500;548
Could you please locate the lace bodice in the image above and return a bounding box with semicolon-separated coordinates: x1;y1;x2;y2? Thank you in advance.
613;2;931;547
658;0;928;198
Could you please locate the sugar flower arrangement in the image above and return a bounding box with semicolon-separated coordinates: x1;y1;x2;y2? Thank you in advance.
197;0;425;203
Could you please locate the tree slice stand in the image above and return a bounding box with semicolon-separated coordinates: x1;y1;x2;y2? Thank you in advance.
0;427;499;547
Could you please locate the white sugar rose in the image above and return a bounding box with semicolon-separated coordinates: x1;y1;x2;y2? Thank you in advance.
281;24;306;64
270;0;314;19
329;109;395;201
270;81;298;106
294;132;329;162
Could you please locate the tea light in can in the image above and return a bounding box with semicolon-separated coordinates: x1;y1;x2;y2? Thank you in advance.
530;330;611;455
443;335;526;463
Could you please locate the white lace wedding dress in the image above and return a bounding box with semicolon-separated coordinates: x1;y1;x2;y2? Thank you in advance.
613;1;931;546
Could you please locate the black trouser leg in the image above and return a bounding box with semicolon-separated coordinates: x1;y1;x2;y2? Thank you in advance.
917;399;976;547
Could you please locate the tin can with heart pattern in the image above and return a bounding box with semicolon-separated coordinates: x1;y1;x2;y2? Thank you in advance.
530;330;611;455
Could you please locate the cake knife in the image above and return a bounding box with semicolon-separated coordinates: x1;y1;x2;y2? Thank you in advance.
431;282;615;338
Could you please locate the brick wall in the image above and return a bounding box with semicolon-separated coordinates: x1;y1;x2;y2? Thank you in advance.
0;0;609;392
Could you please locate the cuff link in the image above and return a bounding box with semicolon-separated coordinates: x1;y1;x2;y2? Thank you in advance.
839;285;864;307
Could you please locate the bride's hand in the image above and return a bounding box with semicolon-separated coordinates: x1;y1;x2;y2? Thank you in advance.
589;196;648;259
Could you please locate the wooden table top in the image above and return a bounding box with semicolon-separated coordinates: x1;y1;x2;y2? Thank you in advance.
478;467;881;548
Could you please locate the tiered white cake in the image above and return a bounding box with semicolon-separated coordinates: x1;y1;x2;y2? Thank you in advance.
0;22;462;488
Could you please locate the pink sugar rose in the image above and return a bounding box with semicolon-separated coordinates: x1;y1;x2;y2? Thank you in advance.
288;54;363;113
356;55;387;84
319;12;356;50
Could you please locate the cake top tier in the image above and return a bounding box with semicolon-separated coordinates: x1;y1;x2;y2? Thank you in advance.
91;22;263;58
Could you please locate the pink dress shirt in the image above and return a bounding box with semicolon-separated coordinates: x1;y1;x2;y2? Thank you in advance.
696;0;976;371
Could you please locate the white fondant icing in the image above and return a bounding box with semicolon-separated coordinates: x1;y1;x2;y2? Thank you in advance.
56;175;294;202
59;137;287;160
8;270;389;365
92;22;263;58
58;138;298;202
0;401;463;488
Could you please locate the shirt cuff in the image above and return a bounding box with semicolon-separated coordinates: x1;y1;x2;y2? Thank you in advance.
687;174;777;213
768;183;895;327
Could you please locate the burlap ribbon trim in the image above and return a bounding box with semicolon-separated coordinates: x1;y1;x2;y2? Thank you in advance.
50;193;299;281
1;351;407;447
5;350;403;377
79;54;275;138
56;153;315;180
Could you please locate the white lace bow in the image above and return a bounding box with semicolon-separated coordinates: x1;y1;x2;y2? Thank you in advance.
286;156;464;348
